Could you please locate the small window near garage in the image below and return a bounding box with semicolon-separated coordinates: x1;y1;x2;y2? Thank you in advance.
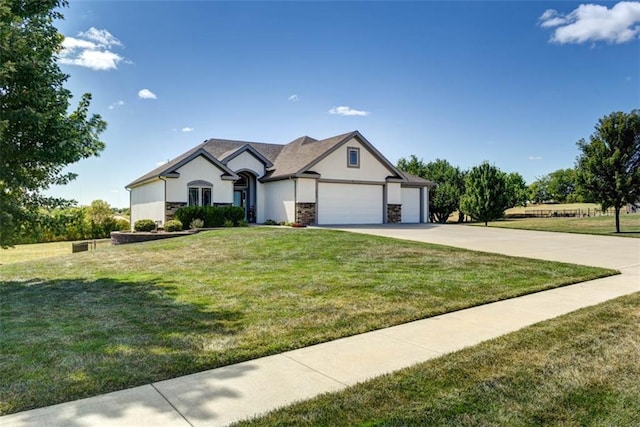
347;147;360;168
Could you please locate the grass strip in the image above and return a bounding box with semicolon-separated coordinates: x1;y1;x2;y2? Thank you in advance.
476;214;640;237
238;292;640;426
0;240;111;265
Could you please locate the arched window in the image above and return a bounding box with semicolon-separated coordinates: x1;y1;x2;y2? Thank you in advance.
187;180;213;206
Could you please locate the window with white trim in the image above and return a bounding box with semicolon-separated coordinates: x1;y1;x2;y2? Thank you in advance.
187;180;213;206
347;147;360;168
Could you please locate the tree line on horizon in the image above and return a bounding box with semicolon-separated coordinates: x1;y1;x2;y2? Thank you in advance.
11;200;129;245
398;110;640;232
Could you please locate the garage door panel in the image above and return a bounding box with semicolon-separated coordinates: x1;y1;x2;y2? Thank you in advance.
402;187;420;223
318;183;383;225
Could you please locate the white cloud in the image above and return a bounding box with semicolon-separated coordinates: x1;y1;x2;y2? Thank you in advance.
328;106;370;117
79;27;123;48
155;161;168;167
138;89;157;99
62;37;97;50
288;94;299;102
529;156;543;161
59;27;126;70
108;100;125;110
60;49;123;71
181;127;194;132
538;2;640;44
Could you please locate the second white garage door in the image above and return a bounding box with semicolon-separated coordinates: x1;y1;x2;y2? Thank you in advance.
401;187;421;223
318;183;383;225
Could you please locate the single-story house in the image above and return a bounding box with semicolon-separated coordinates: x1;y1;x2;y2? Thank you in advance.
126;130;434;226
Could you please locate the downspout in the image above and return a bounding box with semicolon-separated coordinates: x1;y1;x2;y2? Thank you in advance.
159;176;167;225
382;184;388;223
419;186;424;224
293;177;297;224
315;178;319;226
127;187;132;231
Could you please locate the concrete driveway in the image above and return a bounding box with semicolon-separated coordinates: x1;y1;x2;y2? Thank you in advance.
327;223;640;275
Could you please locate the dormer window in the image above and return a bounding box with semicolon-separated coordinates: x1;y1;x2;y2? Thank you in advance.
347;147;360;168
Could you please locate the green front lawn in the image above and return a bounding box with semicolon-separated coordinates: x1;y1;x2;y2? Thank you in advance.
0;239;110;265
0;228;615;415
239;292;640;426
477;214;640;237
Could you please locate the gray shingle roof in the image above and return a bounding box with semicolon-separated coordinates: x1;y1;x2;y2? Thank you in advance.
398;170;436;187
126;131;431;188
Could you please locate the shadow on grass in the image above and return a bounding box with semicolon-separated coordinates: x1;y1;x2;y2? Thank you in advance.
0;277;245;419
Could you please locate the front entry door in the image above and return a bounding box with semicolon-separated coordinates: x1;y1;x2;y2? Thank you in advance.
234;190;245;209
234;172;256;223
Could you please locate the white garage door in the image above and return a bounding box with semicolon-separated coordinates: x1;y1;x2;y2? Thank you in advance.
402;187;421;223
318;183;383;225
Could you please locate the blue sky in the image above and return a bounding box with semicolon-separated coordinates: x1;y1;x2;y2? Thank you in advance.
49;1;639;208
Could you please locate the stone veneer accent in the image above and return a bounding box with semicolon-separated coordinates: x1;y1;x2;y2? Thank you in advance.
296;202;316;225
387;204;402;223
165;201;187;221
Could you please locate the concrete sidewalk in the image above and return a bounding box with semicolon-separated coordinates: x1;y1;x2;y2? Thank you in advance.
2;225;638;427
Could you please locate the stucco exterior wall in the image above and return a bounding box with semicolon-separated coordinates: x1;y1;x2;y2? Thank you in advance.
227;152;266;178
263;179;295;223
312;138;392;181
256;181;266;224
164;155;233;204
130;180;165;226
387;182;402;205
296;178;317;203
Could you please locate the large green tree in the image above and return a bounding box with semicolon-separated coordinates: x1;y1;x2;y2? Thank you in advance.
460;162;509;226
548;168;584;203
0;0;106;247
396;154;427;177
576;110;640;233
424;159;465;223
504;172;528;208
528;175;551;204
397;156;464;223
528;168;588;204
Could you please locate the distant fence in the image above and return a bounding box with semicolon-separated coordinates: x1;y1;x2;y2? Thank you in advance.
506;207;617;219
71;239;110;253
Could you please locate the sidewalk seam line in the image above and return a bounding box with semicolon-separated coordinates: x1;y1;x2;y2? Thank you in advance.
370;330;448;355
150;383;194;427
279;354;350;387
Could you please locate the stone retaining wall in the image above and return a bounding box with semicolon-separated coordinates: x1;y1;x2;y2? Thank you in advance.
111;230;196;245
